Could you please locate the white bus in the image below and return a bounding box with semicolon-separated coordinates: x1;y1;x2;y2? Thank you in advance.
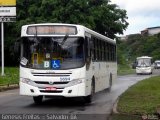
19;23;117;104
136;56;153;75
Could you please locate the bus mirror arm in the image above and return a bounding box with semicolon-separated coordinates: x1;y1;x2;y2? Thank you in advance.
14;38;21;53
86;57;91;70
86;57;91;64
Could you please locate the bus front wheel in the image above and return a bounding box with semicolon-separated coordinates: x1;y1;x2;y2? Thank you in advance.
108;74;112;92
84;80;95;103
33;96;43;104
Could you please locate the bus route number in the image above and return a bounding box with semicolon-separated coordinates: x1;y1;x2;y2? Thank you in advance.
60;77;70;81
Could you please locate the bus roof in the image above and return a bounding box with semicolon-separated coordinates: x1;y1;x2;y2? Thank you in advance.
21;23;116;44
155;60;160;62
82;25;116;44
136;56;152;59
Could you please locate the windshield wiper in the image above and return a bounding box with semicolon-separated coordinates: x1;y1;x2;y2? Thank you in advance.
60;34;69;46
32;26;39;44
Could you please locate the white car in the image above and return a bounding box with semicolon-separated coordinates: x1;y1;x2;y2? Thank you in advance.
154;60;160;69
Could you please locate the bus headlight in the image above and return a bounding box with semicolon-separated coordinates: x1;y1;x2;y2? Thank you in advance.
20;78;36;87
67;79;83;87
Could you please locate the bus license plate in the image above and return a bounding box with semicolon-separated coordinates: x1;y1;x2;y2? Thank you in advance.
45;87;56;91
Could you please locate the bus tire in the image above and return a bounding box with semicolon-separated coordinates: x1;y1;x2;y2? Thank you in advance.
33;96;43;104
84;79;95;103
108;74;112;92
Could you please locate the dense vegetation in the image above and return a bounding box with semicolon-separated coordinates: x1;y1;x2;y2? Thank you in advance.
117;33;160;65
2;0;128;66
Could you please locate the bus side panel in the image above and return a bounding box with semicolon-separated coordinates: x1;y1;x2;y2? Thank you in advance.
85;61;117;95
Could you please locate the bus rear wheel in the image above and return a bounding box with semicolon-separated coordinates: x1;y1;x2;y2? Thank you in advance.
33;96;43;104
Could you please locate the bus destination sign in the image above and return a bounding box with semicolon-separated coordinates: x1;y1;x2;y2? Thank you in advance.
27;25;77;35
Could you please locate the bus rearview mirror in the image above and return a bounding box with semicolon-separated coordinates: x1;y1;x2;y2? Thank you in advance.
14;41;20;53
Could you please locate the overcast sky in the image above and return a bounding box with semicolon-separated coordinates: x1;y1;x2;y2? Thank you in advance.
110;0;160;36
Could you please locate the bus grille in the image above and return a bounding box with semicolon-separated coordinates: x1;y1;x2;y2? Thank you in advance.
34;81;69;85
31;72;72;77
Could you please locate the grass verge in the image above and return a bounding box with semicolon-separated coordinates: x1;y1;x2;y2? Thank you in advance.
0;67;19;86
110;114;141;120
110;76;160;120
118;64;135;75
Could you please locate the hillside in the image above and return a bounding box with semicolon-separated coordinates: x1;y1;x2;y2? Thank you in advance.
117;33;160;64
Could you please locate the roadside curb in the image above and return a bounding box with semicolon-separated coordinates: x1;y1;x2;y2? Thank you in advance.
112;98;119;114
108;98;120;120
0;84;19;92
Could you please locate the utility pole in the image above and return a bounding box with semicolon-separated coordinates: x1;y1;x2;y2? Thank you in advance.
1;22;4;76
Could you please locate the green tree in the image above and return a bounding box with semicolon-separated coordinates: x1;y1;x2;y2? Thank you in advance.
15;0;128;38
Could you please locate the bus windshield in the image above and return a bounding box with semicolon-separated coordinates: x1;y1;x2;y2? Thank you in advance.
137;58;151;67
21;37;85;70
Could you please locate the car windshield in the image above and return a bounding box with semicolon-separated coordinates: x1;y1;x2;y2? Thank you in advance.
20;37;85;70
137;58;151;67
155;62;160;64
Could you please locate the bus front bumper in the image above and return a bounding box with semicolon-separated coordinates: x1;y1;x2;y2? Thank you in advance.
136;67;152;74
19;81;86;97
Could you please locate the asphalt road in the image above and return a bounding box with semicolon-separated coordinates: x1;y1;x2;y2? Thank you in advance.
0;70;159;120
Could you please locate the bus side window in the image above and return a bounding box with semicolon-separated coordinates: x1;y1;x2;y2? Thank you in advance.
93;37;96;61
85;36;92;58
